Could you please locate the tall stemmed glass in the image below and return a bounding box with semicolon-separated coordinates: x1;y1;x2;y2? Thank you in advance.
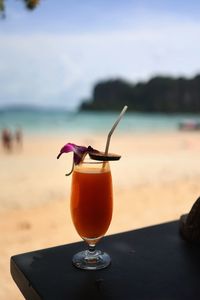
57;106;127;269
70;159;113;270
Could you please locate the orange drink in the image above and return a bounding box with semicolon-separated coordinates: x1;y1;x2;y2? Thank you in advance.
70;161;113;240
70;160;113;269
57;106;127;270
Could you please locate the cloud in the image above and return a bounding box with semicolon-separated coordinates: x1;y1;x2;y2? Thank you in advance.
0;14;200;109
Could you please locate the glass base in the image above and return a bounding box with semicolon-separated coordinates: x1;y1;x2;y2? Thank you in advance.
72;249;111;270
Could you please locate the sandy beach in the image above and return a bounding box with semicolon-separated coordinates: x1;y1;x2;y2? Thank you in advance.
1;131;200;299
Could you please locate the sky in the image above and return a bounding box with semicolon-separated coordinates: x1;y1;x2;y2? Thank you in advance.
1;0;200;110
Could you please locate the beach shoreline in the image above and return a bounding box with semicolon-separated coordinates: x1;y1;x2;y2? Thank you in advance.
1;131;200;299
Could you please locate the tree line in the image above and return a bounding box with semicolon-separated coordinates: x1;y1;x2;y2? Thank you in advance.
80;75;200;113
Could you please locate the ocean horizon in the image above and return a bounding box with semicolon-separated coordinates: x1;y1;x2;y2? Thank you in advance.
0;106;200;136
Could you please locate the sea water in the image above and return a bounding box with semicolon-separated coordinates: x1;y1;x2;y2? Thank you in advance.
0;108;200;136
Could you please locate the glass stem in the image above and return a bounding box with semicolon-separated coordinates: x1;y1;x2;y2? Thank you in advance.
88;243;96;254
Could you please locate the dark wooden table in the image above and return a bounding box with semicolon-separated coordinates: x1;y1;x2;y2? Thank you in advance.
10;220;200;300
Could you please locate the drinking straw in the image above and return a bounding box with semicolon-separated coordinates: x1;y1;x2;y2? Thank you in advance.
104;105;128;156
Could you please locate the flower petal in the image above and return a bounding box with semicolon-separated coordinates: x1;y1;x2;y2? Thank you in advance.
73;146;89;165
57;143;88;164
57;143;100;176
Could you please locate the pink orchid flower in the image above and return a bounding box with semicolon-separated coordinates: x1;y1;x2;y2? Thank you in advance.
57;143;98;175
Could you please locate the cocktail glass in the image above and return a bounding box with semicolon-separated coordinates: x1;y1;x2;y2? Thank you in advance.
70;160;113;270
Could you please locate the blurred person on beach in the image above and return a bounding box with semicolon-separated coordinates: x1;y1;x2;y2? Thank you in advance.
15;128;23;150
1;128;13;152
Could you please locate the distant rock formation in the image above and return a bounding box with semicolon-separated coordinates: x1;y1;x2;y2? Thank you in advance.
80;75;200;113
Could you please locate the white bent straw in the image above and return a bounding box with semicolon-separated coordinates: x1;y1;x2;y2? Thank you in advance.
104;105;128;156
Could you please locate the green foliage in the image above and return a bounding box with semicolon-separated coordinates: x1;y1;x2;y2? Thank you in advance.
0;0;5;18
0;0;39;17
0;0;4;11
24;0;40;10
80;75;200;113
